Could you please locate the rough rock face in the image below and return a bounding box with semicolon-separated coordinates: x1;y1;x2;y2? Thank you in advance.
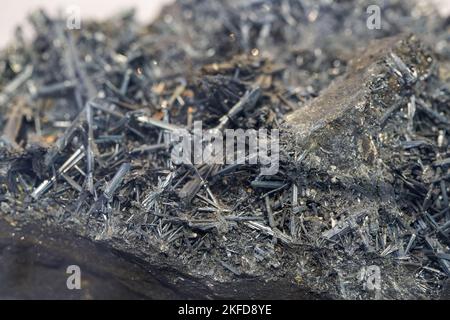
281;36;428;236
280;35;448;299
285;35;432;179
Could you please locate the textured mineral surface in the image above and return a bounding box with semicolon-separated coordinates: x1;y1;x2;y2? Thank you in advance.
0;0;449;299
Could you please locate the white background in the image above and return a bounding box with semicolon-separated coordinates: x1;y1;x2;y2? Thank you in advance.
0;0;174;47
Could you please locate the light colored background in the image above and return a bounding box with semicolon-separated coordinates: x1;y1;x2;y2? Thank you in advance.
0;0;174;47
0;0;449;48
